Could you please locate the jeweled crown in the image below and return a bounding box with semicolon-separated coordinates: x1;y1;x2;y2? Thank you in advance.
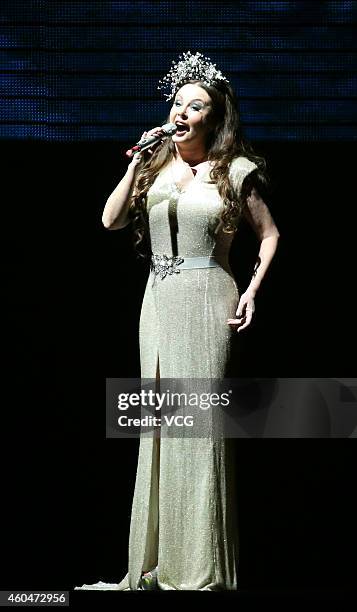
157;50;229;101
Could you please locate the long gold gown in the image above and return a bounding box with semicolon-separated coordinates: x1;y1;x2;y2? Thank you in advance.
75;155;257;591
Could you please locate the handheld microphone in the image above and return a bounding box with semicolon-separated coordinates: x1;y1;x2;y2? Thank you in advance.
125;122;177;157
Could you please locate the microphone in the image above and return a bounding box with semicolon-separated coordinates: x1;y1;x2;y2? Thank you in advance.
125;122;177;157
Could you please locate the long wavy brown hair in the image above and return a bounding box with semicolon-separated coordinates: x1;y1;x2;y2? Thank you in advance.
128;78;268;260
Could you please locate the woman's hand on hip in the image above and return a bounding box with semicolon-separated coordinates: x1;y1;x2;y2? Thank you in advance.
226;291;255;333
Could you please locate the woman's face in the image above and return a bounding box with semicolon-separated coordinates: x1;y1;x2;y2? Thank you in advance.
169;83;213;147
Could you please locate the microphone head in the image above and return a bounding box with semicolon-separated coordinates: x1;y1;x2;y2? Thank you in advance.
161;122;177;136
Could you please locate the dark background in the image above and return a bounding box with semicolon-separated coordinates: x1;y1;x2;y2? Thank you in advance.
1;0;357;605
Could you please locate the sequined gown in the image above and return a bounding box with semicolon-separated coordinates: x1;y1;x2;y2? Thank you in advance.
75;155;257;591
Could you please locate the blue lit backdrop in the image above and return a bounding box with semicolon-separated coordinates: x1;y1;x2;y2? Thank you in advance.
0;0;356;141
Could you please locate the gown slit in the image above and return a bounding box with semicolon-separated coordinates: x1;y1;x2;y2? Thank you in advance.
140;352;161;576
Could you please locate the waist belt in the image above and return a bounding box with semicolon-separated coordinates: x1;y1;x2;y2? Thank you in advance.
150;253;220;280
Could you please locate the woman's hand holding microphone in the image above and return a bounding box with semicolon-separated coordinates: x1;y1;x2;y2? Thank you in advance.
128;127;166;169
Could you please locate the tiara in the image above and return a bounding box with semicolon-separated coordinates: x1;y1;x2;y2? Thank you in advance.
157;50;229;101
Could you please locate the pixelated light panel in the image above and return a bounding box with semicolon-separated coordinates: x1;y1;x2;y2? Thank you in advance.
0;0;356;141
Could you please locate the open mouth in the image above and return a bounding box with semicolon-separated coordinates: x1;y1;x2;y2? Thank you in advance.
175;122;190;136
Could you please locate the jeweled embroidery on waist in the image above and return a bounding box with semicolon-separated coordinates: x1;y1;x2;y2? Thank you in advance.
150;253;184;280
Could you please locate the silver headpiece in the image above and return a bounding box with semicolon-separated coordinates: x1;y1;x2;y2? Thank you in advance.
157;50;229;101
